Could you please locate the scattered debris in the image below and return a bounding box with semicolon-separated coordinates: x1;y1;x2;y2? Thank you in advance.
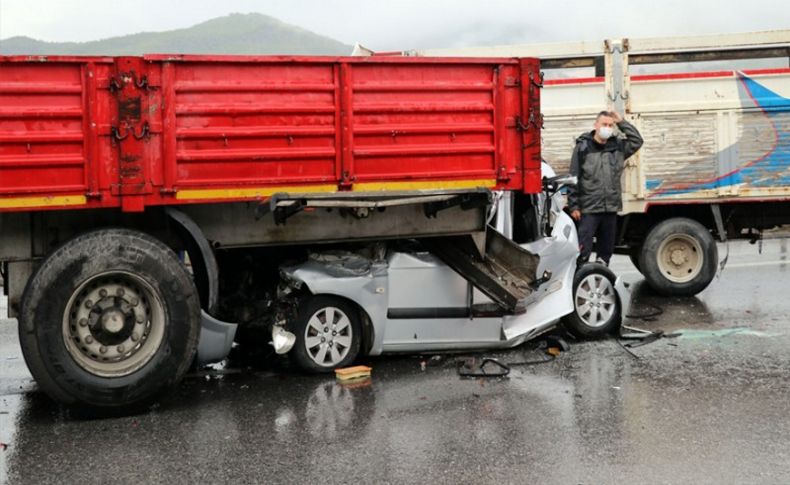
335;365;372;383
456;336;569;375
542;335;570;352
507;336;569;366
419;355;443;371
617;324;682;358
457;358;510;378
190;359;244;380
546;347;562;357
677;328;777;339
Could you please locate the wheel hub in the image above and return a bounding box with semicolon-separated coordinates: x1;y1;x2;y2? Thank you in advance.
670;247;687;266
657;234;704;283
575;274;616;328
100;309;126;334
304;306;353;367
62;273;165;377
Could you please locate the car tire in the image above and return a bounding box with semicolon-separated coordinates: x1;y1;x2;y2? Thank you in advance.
290;295;361;373
562;262;621;338
639;218;717;296
18;228;201;412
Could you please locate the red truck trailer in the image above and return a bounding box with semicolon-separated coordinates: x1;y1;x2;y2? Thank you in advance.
0;55;543;410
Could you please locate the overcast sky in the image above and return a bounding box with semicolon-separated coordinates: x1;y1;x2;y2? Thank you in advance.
0;0;787;50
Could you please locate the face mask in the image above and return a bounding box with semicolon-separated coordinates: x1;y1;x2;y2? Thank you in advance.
597;126;614;140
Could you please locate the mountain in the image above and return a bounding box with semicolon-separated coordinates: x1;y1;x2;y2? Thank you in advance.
0;13;352;56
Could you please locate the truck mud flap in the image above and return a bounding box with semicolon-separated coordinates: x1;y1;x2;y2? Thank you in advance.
422;228;539;313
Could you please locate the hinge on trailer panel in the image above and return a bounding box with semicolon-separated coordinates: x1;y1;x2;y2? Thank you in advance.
528;71;544;89
110;126;127;141
135;74;150;90
515;109;544;132
339;171;356;188
85;191;102;199
160;187;177;195
109;76;122;93
108;72;152;93
132;122;150;140
111;122;150;142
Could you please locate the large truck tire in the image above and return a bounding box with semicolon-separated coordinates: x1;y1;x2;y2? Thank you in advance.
18;228;201;413
628;246;642;273
639;218;718;296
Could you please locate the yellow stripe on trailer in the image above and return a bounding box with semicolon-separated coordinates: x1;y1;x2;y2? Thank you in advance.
175;184;338;200
353;179;497;192
175;179;497;200
0;194;87;209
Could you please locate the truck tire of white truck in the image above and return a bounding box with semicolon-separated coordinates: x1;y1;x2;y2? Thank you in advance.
638;217;718;296
628;246;642;273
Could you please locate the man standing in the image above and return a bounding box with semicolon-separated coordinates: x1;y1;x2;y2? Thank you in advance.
568;110;643;266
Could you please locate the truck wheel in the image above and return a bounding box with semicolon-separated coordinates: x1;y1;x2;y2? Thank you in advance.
628;247;642;273
562;262;621;339
639;218;717;296
18;229;201;412
290;296;361;373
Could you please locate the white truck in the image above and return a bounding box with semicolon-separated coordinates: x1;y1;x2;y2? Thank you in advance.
371;30;790;295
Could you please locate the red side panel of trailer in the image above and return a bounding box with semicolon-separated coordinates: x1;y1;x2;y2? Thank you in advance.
0;55;542;212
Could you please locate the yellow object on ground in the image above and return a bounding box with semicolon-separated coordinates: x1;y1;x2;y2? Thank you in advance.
335;365;372;382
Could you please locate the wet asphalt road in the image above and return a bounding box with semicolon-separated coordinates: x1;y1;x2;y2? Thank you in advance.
1;239;790;484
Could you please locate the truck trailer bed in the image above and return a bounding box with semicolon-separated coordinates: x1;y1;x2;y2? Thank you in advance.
0;55;542;213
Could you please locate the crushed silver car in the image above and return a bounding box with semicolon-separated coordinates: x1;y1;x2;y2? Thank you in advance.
275;164;630;372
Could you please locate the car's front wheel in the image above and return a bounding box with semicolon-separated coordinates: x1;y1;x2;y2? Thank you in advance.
290;296;361;373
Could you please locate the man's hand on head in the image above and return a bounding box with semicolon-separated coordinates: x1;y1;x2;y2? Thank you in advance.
609;111;623;123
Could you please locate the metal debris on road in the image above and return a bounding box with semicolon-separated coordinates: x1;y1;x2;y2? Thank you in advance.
457;358;511;378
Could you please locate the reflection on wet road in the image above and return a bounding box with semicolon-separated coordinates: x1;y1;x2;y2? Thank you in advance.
1;239;790;484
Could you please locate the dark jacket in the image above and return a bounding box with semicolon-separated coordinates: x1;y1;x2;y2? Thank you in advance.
567;121;643;214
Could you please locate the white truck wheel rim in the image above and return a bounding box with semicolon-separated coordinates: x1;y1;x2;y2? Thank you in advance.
657;233;704;283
